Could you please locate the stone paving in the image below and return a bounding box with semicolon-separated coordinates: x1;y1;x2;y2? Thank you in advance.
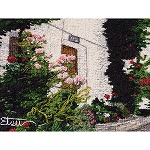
96;115;150;131
131;123;150;131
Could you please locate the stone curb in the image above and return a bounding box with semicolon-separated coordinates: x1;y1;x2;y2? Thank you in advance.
95;116;150;131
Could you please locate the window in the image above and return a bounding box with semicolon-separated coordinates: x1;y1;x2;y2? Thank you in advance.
9;37;19;56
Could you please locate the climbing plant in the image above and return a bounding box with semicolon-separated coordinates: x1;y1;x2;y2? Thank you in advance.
127;19;150;114
103;19;150;114
103;19;139;113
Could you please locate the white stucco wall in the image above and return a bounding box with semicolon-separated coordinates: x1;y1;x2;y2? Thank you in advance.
0;30;19;75
0;19;112;103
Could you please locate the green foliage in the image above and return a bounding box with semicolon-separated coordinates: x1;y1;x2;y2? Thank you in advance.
127;19;150;114
86;97;130;124
0;31;56;118
127;56;150;114
1;30;91;131
75;98;124;125
132;19;150;50
25;87;93;131
0;19;59;37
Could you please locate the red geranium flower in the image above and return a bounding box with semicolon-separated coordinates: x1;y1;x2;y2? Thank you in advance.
111;91;116;96
129;76;133;80
22;57;27;62
130;59;134;64
22;121;29;127
7;56;16;63
130;43;133;48
139;78;150;86
137;63;141;68
113;114;118;118
104;94;110;100
9;128;16;132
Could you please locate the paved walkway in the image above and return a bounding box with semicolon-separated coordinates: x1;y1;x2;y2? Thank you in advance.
131;123;150;131
96;115;150;131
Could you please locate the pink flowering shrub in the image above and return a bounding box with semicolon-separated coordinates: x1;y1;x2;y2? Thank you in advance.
64;77;74;84
2;31;90;131
35;48;44;54
34;62;42;69
47;54;86;91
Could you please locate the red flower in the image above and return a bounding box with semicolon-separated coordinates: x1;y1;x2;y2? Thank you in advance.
129;76;133;80
113;114;118;118
22;57;27;62
139;78;150;86
111;91;116;96
134;91;137;95
130;43;133;48
9;128;16;132
22;121;29;127
104;94;110;100
137;64;141;68
7;56;16;63
130;59;134;64
106;117;110;123
148;87;150;91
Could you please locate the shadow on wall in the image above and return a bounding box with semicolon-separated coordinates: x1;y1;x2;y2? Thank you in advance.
103;19;140;113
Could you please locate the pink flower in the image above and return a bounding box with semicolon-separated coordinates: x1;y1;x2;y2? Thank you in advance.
90;113;94;117
39;38;45;42
56;59;64;64
62;72;69;78
67;55;76;62
48;54;52;59
33;34;40;39
57;72;69;79
90;119;96;125
56;54;67;64
59;54;67;61
26;37;33;42
35;49;44;54
57;73;63;79
74;75;86;85
30;56;37;61
64;77;74;84
34;62;42;69
87;110;92;114
60;66;67;71
48;63;54;69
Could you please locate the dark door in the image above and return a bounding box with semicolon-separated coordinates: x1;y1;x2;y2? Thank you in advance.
61;45;78;75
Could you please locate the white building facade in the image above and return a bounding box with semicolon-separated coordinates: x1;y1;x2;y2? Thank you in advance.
0;19;117;103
